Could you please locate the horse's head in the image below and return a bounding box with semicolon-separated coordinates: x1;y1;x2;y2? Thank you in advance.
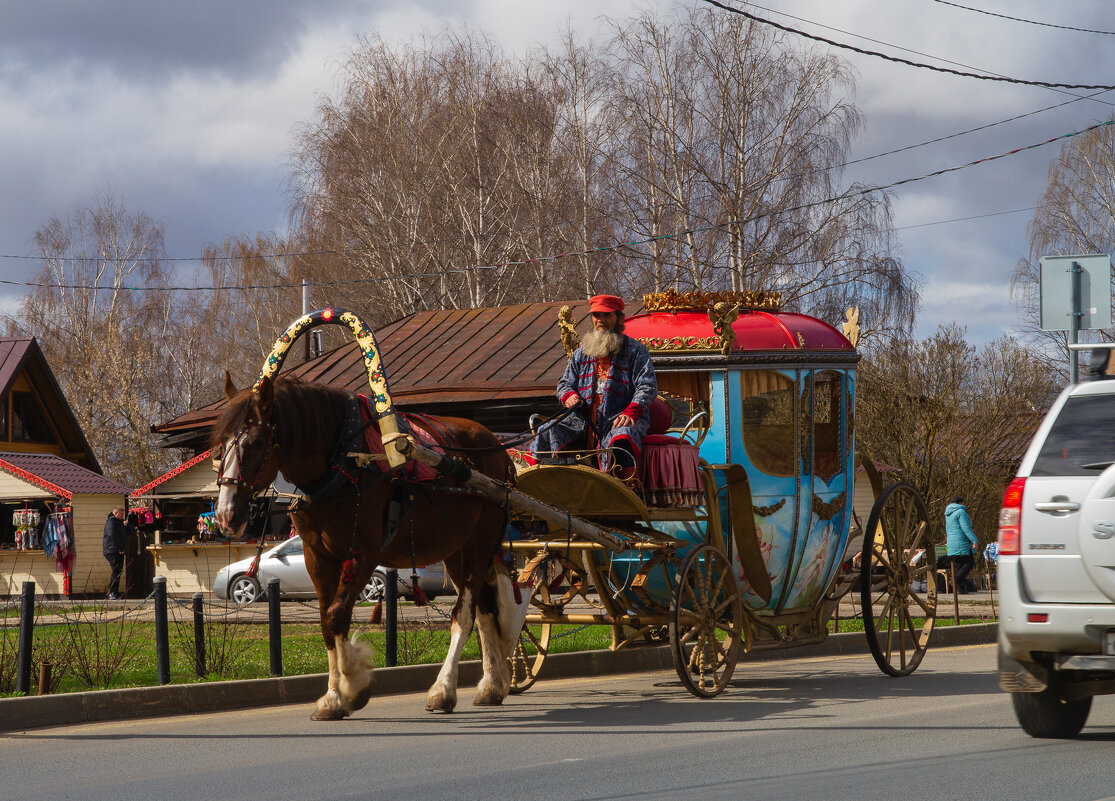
214;372;280;537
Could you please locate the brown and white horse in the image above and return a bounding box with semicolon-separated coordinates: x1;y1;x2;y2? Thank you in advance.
213;373;527;720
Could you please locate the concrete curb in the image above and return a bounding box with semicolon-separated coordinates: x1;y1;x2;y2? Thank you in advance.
0;623;997;733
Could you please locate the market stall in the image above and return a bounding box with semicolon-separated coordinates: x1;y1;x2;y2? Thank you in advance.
0;452;128;597
129;449;292;595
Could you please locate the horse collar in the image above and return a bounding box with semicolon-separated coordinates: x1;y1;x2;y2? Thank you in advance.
295;393;373;504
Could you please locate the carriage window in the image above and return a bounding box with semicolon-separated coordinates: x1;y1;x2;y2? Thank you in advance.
813;371;844;481
739;370;796;476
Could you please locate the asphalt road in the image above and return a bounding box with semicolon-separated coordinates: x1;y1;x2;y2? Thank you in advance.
3;643;1114;801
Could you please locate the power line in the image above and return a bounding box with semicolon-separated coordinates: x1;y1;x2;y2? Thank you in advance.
839;91;1115;170
931;0;1115;36
746;2;1115;109
0;117;1111;294
697;0;1115;90
894;206;1034;231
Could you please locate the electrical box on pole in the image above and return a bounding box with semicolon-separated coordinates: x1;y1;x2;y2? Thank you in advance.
1039;253;1112;381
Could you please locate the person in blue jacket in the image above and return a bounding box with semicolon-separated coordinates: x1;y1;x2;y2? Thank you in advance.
940;496;980;593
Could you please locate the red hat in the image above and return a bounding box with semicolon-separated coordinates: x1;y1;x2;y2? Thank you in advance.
589;294;624;313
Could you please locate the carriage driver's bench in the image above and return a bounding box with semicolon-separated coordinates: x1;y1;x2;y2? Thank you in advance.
525;396;704;511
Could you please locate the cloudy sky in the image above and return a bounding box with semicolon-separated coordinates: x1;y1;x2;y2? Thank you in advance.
1;0;1112;345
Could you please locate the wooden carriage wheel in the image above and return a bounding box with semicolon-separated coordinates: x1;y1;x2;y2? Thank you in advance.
508;620;552;694
669;543;746;698
859;482;937;677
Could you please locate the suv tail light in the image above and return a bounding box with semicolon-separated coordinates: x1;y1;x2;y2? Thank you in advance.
998;477;1026;555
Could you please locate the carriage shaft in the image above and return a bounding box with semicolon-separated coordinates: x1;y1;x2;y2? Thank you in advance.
391;436;629;551
507;540;674;553
525;613;661;626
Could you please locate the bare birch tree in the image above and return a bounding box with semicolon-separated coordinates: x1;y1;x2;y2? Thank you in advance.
607;8;916;334
3;193;176;485
288;11;914;333
289;29;597;326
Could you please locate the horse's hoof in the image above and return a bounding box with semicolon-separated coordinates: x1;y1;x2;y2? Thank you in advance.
425;694;456;713
310;707;348;721
473;694;505;707
474;678;508;706
350;684;375;712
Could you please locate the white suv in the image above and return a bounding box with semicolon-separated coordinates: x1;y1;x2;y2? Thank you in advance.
998;357;1115;738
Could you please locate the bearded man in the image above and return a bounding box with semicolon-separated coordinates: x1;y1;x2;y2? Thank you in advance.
532;294;657;479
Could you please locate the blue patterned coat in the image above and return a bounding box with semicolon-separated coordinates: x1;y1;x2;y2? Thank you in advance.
532;336;657;469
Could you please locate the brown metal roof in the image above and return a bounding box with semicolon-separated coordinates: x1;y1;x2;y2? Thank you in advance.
0;338;32;391
0;452;129;498
154;300;616;446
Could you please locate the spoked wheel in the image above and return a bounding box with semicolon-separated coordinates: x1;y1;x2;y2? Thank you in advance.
669;543;746;698
508;553;565;694
860;482;937;677
509;623;552;694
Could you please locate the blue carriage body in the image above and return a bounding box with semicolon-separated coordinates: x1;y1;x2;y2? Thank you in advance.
606;301;859;613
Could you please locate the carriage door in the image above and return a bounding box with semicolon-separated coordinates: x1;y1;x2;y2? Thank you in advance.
780;370;851;610
736;368;800;610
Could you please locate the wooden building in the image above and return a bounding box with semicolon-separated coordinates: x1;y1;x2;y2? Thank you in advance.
0;338;129;597
0;453;128;595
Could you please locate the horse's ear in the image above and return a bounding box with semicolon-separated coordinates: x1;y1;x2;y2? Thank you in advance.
254;375;274;416
224;371;238;402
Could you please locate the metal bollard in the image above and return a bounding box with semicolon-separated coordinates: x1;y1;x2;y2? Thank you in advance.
192;593;206;677
268;577;282;676
15;581;34;694
385;568;398;667
38;661;52;695
154;576;170;685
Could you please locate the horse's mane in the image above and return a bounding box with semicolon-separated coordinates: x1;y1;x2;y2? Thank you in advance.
210;376;350;457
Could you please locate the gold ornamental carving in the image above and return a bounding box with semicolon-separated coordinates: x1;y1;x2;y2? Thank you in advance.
638;335;720;352
642;289;782;313
558;305;580;357
841;306;861;348
708;301;741;356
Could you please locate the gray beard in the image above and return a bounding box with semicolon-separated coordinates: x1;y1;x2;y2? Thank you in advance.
581;329;623;357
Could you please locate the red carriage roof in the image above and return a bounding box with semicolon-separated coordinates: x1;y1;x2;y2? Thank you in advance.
624;308;854;352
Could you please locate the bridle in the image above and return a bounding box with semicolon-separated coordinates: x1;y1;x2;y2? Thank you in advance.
216;416;279;497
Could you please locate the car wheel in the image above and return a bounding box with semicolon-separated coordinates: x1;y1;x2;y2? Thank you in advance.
1012;682;1092;738
362;571;388;603
229;574;262;605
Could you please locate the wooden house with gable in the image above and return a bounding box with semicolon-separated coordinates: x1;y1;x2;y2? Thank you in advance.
0;338;129;596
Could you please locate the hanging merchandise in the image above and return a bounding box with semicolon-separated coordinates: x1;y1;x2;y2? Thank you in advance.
45;508;74;592
196;511;220;542
12;506;40;551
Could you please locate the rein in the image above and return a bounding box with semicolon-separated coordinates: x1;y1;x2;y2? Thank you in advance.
407;405;578;454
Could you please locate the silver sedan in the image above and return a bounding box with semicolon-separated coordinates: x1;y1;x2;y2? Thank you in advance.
213;535;450;605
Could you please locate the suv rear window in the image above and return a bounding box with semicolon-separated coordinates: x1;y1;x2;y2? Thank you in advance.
1032;394;1115;476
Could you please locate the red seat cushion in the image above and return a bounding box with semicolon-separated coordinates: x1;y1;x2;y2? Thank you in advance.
643;433;680;445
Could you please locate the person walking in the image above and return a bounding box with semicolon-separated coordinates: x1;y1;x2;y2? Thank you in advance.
103;506;127;600
943;496;979;593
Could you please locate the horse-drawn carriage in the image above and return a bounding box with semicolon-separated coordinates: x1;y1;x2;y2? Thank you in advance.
214;295;938;719
505;290;938;696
